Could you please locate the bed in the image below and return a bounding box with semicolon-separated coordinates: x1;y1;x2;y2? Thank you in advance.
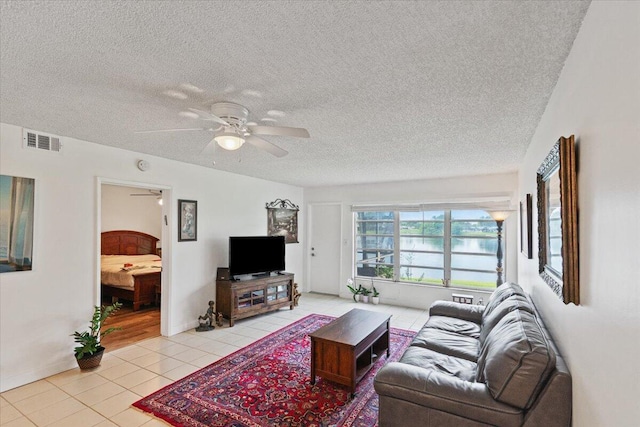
101;230;162;311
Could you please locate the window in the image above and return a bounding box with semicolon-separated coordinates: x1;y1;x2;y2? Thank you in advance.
450;210;498;288
355;211;394;279
355;209;501;290
399;211;444;283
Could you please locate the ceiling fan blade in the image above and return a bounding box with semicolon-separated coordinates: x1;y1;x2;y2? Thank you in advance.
130;190;162;196
247;125;310;138
188;108;230;126
245;135;288;157
135;128;208;134
199;140;216;156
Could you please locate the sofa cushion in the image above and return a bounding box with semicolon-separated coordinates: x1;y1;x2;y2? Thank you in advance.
424;315;482;339
483;283;526;318
399;346;477;382
411;327;479;362
476;310;556;409
428;300;484;323
374;362;525;427
478;294;534;345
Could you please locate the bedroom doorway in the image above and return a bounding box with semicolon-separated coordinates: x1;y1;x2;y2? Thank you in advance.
96;178;171;347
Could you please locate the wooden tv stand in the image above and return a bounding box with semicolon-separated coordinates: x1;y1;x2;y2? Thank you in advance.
215;268;294;327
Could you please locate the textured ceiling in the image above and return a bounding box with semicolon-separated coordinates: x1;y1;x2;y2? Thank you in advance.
0;0;590;187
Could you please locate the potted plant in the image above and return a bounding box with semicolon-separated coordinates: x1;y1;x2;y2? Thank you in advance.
347;278;361;302
359;285;371;303
72;302;122;369
371;285;380;305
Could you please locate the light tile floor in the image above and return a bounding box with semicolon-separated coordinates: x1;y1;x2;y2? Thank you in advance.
1;293;428;427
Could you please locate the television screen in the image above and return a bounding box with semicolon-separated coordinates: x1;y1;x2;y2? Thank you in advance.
229;236;285;278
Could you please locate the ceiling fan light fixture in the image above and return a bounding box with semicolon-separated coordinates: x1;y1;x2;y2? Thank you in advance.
214;132;245;150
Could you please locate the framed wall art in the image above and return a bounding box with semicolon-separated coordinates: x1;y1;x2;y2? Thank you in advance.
520;193;533;259
266;199;299;244
537;135;579;305
0;175;35;273
178;199;197;242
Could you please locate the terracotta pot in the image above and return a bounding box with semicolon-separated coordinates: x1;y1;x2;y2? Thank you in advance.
76;346;105;370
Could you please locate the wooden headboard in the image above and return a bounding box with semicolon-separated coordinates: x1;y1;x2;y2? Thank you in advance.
101;230;159;255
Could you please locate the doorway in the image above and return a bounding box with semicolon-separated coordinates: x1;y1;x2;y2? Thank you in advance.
308;203;342;295
96;178;171;346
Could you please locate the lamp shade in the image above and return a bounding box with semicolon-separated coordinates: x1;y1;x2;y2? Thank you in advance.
488;210;514;221
214;133;245;150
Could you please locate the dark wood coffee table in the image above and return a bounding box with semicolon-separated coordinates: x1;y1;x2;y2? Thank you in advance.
309;308;391;396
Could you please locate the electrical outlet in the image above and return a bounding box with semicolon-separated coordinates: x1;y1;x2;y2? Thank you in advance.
452;293;474;304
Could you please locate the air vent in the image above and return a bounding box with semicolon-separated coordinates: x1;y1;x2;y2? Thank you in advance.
22;128;62;153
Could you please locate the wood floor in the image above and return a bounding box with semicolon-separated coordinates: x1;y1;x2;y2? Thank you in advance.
101;299;160;352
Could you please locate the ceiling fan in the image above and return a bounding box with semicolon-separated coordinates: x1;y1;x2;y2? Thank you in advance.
129;190;162;199
130;189;162;197
130;189;163;204
136;102;310;157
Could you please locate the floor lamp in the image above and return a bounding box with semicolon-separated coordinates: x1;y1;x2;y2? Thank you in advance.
489;210;513;287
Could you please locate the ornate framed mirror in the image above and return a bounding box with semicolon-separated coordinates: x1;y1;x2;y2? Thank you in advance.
537;135;579;304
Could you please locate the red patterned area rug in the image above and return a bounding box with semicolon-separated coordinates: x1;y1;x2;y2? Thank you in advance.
133;313;415;427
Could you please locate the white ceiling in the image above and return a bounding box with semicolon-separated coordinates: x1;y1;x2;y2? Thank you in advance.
0;1;590;187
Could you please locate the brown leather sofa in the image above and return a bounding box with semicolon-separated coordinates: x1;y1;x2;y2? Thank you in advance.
374;283;572;426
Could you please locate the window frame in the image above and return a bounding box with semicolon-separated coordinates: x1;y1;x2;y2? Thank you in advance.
354;208;503;290
397;211;445;283
354;212;395;279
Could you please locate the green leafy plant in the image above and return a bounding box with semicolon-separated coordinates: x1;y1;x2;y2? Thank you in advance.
375;265;394;279
359;285;371;296
347;278;361;302
72;302;122;360
371;285;380;297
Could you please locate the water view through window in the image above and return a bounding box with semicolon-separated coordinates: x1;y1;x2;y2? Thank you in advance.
355;209;500;289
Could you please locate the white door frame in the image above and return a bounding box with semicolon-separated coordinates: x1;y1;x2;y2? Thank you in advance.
306;202;343;294
96;177;172;336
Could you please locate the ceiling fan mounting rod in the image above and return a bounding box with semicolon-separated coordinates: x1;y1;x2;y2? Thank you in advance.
221;124;244;135
211;102;249;127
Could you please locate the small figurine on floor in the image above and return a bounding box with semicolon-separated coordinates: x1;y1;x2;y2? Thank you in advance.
216;312;224;327
293;283;301;307
195;300;216;332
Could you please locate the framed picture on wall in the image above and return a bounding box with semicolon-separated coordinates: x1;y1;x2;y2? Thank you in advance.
0;175;35;273
536;135;579;305
266;199;299;244
520;193;533;259
178;199;197;242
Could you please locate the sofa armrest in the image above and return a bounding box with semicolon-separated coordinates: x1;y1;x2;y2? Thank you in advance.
429;300;484;323
374;362;522;426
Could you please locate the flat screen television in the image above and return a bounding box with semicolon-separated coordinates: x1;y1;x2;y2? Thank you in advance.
229;236;285;278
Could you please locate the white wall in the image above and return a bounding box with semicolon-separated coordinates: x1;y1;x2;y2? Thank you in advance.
0;123;303;391
304;172;519;310
517;2;640;426
101;184;162;240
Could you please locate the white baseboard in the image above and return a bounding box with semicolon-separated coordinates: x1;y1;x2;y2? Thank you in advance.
167;320;199;336
0;358;77;393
